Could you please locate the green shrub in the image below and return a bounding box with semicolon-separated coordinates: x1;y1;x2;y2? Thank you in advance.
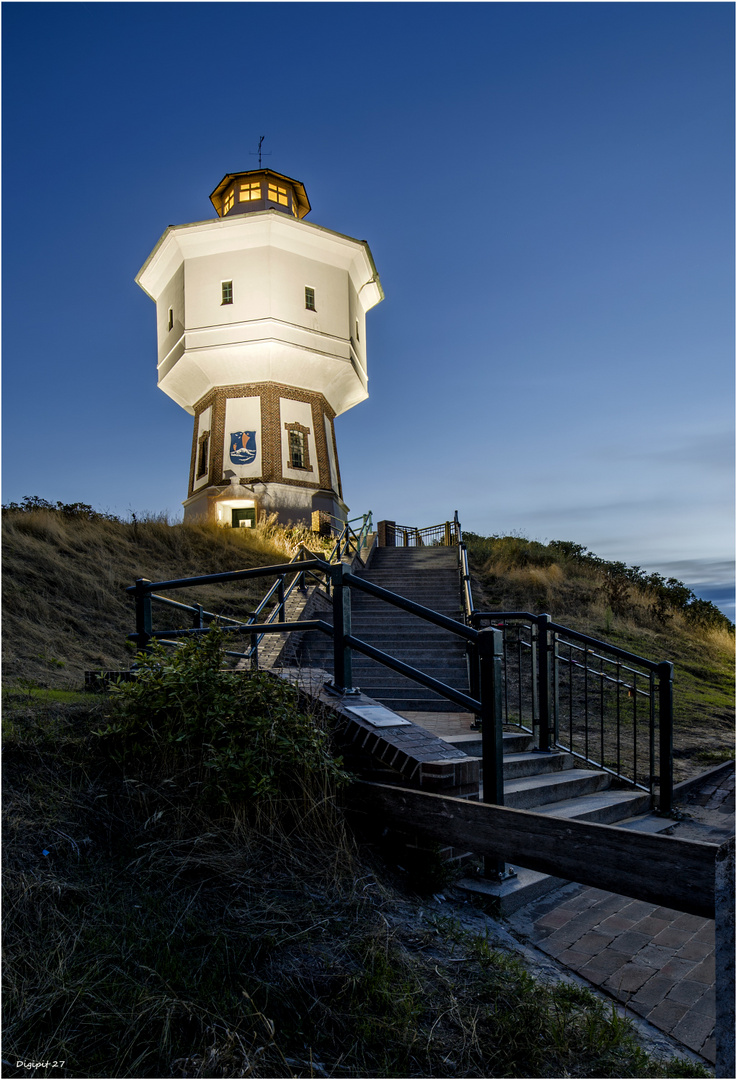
96;628;350;809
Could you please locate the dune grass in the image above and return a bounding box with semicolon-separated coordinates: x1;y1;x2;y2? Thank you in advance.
3;650;707;1078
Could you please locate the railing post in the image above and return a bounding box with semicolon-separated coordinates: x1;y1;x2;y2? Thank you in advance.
277;577;285;622
331;563;353;693
658;660;674;815
134;578;153;651
478;626;509;879
537;613;552;752
444;521;451;546
552;631;560;746
192;603;204;629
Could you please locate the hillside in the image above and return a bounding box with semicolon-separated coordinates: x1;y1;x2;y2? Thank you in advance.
2;502;329;690
2;505;724;1077
3;507;732;780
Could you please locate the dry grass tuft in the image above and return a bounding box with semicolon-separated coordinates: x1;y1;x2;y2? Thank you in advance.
1;511;331;690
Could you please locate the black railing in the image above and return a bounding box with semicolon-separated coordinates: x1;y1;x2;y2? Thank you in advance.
129;547;331;668
380;519;457;547
327;512;373;565
457;520;673;813
127;520;674;813
467;612;673;812
127;556;506;812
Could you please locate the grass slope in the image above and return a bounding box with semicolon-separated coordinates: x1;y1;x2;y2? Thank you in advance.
1;510;729;1076
3;680;705;1079
2;509;327;690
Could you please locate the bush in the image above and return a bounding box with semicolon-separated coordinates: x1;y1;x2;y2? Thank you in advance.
96;628;350;810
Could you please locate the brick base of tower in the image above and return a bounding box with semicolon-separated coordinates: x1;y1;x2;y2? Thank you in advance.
182;481;348;529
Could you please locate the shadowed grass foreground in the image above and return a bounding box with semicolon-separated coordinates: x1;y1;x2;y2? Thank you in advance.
3;635;709;1078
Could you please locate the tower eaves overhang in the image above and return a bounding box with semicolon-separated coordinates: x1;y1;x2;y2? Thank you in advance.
135;210;384;311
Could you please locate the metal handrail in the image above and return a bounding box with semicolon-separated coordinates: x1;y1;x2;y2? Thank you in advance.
126;517;675;813
393;523;453;547
326;511;373;565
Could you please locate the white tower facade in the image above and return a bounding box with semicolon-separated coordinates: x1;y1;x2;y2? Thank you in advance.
136;169;383;528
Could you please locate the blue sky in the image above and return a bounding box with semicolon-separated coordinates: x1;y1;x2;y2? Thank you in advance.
2;2;734;616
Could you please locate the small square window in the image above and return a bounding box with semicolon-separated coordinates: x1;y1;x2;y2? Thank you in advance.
305;286;316;311
239;181;261;202
268;183;288;206
222;281;233;305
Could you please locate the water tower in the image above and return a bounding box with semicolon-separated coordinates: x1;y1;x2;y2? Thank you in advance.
136;168;383;528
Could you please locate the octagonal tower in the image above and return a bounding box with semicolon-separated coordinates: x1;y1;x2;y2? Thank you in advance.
135;168;383;528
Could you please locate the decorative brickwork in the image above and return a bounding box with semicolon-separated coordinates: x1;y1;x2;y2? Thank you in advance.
190;382;341;501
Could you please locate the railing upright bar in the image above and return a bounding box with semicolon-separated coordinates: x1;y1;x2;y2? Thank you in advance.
537;614;551;751
331;563;353;693
616;657;622;778
552;632;560;746
530;624;538;729
658;661;674;814
478;626;508;880
134;578;153;651
596;656;600;768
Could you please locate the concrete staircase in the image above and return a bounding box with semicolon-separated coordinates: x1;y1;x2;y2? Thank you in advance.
446;729;664;910
296;546;470;712
448;730;653;822
293;541;662;909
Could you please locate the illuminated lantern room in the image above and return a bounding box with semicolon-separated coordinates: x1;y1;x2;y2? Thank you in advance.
210;169;311;220
135;166;383;529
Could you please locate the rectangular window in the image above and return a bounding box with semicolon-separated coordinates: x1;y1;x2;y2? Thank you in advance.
221;281;233;305
305;286;316;311
289;429;305;469
168;308;174;331
197;434;209;479
239;181;261;201
222;188;235;214
355;319;360;341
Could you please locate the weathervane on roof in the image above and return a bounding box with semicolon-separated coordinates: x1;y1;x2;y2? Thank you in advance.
250;135;271;169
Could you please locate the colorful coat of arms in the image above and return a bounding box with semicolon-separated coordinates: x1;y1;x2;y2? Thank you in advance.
229;431;257;465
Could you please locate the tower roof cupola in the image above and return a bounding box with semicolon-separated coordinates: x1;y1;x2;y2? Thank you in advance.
210;169;311;221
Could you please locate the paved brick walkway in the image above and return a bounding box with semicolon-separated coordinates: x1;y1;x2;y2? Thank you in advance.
508;766;734;1065
510;884;717;1061
407;713;732;1064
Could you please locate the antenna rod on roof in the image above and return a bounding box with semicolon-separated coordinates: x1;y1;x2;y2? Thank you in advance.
250;135;271;169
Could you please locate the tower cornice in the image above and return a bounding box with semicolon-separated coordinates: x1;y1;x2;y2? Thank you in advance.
136;210;383;311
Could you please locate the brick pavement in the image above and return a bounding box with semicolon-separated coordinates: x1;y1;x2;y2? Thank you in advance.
507;766;734;1065
511;884;718;1061
407;713;733;1064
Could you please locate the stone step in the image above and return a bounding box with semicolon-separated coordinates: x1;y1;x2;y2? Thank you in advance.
534;788;652;825
362;695;468;713
498;768;611;810
501;751;575;780
442;732;534;757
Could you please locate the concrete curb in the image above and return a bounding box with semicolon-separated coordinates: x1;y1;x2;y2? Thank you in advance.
673;760;735;799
